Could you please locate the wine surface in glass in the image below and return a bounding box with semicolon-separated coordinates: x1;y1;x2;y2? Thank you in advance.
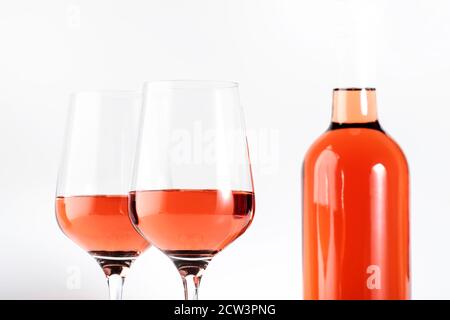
129;189;254;258
56;195;149;257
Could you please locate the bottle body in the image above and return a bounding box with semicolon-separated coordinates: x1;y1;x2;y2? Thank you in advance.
303;89;410;300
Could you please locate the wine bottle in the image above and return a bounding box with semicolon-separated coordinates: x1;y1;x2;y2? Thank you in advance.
302;88;410;299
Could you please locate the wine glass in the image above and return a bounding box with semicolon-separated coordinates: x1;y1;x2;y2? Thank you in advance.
129;80;255;300
56;91;150;300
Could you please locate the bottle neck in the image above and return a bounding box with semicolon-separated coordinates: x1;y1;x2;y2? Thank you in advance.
331;88;378;124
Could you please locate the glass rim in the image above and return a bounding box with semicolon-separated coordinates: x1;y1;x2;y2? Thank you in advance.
70;90;140;98
143;80;239;89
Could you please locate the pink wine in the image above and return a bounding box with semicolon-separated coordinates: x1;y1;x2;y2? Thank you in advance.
303;88;409;299
129;189;254;258
56;195;149;257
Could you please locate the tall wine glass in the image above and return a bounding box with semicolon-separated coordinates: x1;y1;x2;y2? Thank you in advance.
56;91;150;300
130;80;255;300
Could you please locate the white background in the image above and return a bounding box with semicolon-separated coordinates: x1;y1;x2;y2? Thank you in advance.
0;0;448;299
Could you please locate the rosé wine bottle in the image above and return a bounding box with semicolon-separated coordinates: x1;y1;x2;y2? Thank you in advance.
303;88;409;300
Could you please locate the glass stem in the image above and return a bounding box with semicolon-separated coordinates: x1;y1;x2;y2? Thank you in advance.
171;256;211;300
107;274;125;300
181;273;202;300
94;256;134;300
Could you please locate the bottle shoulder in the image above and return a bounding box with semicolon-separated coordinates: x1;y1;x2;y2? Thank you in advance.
304;127;408;169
